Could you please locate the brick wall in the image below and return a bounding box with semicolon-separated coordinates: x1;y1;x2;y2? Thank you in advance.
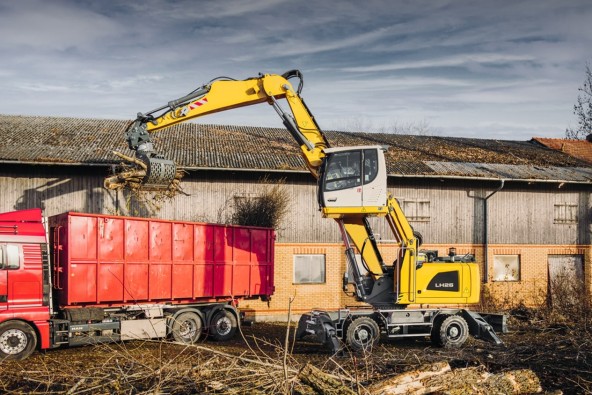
241;242;592;321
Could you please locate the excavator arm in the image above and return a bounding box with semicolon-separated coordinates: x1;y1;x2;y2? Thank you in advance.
106;70;329;191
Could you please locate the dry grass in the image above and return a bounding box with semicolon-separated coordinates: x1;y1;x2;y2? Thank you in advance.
2;314;591;394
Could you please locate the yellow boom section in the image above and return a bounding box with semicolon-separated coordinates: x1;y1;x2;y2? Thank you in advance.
337;195;419;304
144;73;328;176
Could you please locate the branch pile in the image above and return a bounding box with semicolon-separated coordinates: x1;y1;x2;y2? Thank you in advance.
104;151;186;197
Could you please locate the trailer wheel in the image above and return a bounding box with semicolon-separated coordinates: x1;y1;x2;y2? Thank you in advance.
345;316;380;352
0;321;37;360
209;310;238;341
435;315;468;348
171;312;202;344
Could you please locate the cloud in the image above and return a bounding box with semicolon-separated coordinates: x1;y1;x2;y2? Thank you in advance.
0;0;590;140
0;1;122;51
341;54;536;73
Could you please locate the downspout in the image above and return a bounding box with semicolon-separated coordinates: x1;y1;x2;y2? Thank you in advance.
483;179;505;283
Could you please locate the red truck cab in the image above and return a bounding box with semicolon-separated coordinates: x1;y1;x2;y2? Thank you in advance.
0;209;51;359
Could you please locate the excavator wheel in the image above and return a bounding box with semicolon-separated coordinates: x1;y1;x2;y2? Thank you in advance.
431;315;469;348
345;316;380;352
413;230;423;247
430;314;446;346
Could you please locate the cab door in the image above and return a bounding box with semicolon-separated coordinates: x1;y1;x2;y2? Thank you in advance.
360;148;387;206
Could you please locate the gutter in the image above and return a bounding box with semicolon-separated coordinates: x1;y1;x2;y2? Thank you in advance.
0;160;591;184
387;173;592;185
0;160;307;174
483;179;505;283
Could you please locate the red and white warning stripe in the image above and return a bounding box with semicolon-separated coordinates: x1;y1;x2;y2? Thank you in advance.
189;97;208;110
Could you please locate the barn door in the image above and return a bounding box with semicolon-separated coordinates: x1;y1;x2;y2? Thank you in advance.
548;255;584;308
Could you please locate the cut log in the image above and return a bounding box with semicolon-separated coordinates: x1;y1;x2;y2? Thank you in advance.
369;362;542;395
368;362;452;395
480;369;542;395
297;363;356;395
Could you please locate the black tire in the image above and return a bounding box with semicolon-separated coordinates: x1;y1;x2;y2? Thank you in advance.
345;316;380;352
209;310;238;341
436;315;469;348
413;230;423;247
0;321;37;360
170;312;203;344
430;315;446;346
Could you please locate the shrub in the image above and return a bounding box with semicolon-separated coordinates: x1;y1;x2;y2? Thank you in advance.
231;178;290;228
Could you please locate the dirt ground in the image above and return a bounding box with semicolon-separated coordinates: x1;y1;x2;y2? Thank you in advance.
1;319;591;394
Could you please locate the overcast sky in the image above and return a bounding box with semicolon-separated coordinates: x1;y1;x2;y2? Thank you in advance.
1;0;591;140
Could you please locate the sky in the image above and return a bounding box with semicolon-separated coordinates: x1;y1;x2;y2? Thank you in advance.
1;0;591;140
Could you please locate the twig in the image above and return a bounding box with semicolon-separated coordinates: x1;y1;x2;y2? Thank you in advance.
284;295;295;394
112;151;147;170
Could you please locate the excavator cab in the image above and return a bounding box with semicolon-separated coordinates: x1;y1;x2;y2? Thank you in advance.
318;146;388;217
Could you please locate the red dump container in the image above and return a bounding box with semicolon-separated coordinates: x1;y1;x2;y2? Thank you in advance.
49;212;275;308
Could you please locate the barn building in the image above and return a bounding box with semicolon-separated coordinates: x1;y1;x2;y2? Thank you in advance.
1;114;591;320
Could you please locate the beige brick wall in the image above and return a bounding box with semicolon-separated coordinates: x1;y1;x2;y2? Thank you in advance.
483;245;592;309
241;242;592;321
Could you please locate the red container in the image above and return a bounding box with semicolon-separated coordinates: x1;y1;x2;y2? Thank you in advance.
49;212;275;308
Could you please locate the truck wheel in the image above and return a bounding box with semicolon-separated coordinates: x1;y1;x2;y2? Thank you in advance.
0;321;37;360
209;310;238;341
171;312;202;344
345;316;380;352
435;315;468;348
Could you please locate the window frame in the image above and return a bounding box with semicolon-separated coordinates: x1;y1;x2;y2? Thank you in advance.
400;199;431;222
553;203;578;225
0;244;21;270
362;149;379;186
323;150;362;192
293;254;326;284
492;254;521;282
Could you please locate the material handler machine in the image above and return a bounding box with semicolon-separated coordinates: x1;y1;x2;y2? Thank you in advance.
106;70;503;352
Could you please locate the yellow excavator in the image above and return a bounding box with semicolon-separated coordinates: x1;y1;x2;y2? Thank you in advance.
106;70;503;352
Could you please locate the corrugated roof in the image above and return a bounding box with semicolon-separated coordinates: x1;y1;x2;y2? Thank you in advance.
532;136;592;164
0;114;590;183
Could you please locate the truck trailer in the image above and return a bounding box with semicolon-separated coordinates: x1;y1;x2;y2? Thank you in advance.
0;209;275;360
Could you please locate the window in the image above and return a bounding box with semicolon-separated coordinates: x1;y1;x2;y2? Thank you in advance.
0;244;20;269
324;151;362;191
293;255;326;284
363;149;379;185
493;255;520;281
554;203;578;224
400;199;431;222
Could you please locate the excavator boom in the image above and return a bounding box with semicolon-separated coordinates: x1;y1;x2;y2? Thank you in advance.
113;70;328;187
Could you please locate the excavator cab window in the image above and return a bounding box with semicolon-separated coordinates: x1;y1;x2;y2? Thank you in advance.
362;149;379;185
323;149;379;191
324;151;362;192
